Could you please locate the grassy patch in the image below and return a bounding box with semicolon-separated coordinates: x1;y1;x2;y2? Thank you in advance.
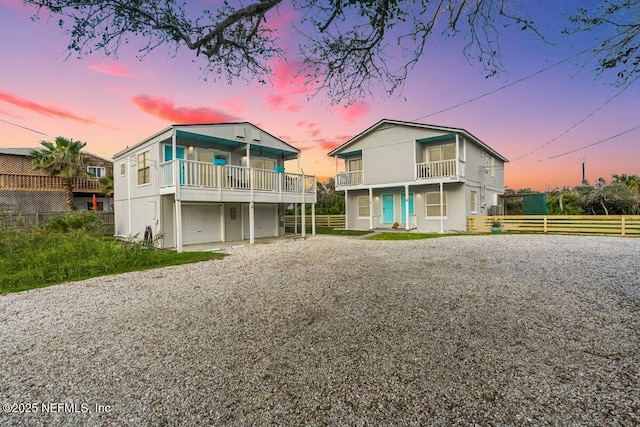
0;229;223;294
290;228;372;236
314;228;372;236
366;232;459;240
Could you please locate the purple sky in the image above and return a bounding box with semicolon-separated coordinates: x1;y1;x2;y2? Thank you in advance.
1;0;638;190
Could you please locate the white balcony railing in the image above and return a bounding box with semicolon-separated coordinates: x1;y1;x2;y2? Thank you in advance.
416;159;457;179
336;170;363;187
159;160;315;194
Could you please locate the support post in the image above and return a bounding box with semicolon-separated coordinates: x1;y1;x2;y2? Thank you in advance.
439;182;444;234
369;187;374;230
175;200;183;252
405;184;410;230
344;189;349;230
220;204;226;242
249;201;255;244
312;203;316;236
301;203;306;237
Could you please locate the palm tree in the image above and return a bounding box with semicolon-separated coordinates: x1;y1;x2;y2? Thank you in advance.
99;175;114;197
30;137;88;212
612;174;640;193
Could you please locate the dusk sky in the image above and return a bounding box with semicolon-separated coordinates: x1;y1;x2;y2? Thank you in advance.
1;0;638;190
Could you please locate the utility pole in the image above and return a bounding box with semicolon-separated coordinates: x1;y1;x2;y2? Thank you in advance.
581;159;588;185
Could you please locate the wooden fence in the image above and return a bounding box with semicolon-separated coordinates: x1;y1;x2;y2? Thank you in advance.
468;215;640;237
0;211;115;235
285;214;346;229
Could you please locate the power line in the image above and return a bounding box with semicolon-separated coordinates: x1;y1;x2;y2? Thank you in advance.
510;86;627;162
0;117;50;136
538;123;640;161
411;45;596;122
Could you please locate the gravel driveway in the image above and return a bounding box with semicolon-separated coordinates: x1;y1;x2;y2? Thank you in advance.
1;234;639;426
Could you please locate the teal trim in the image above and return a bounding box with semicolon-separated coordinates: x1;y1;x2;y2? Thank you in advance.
163;145;185;184
416;133;456;144
382;194;394;224
339;150;363;158
164;145;185;161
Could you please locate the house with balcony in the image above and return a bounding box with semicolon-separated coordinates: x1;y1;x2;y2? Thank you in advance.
0;148;113;214
328;119;508;232
112;122;317;251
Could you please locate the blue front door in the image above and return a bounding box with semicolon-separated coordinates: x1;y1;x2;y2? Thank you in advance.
164;145;186;184
382;194;394;224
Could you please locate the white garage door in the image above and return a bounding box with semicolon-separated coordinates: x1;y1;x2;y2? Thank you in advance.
243;204;277;239
182;205;221;245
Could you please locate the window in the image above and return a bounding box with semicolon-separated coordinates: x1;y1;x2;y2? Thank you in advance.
357;196;370;218
426;145;455;162
120;163;126;176
470;191;477;213
490;157;496;177
137;151;150;185
426;191;447;217
87;201;104;211
347;158;362;171
87;166;106;178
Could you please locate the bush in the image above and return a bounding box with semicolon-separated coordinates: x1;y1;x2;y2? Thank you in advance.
43;211;106;235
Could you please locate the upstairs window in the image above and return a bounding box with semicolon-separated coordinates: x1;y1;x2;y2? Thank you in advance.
137;151;150;185
347;158;362;171
87;166;106;178
120;163;126;176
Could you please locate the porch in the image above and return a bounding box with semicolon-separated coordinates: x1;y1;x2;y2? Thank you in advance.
159;160;316;204
335;159;463;189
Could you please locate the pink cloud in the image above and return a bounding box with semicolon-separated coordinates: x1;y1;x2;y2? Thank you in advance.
335;102;371;124
287;104;301;113
131;95;237;124
218;94;251;113
272;59;311;94
0;90;105;126
88;62;133;78
266;94;286;110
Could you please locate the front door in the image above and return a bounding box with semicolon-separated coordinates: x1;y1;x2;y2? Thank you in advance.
382;194;394;224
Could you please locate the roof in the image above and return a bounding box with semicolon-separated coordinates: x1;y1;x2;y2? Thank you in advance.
113;122;299;159
0;147;113;163
0;148;40;156
327;119;509;162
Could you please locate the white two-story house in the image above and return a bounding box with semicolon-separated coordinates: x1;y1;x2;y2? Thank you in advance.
113;123;316;251
328;119;508;232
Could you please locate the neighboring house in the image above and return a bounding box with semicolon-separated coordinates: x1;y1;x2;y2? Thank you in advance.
327;119;508;232
112;123;317;251
0;148;113;214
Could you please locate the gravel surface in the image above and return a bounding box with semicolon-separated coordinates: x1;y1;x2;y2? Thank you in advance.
1;234;639;426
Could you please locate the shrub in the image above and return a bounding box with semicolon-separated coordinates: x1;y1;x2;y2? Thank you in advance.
43;211;106;235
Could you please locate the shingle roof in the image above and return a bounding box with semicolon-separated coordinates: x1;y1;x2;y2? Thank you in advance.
0;148;41;156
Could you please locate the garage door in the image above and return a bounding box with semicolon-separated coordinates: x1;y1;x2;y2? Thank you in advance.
182;205;221;245
243;204;277;239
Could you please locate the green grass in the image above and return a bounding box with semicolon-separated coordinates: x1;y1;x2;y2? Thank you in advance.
0;229;223;294
288;227;372;236
366;232;459;240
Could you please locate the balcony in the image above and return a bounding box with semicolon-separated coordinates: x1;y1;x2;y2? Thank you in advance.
336;170;363;187
416;159;458;179
159;160;316;203
0;173;103;193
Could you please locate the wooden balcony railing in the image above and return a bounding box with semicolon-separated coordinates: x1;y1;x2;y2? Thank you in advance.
0;174;103;193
